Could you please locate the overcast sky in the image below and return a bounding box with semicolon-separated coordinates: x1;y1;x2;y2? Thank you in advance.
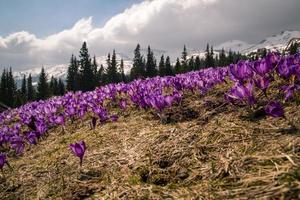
0;0;299;70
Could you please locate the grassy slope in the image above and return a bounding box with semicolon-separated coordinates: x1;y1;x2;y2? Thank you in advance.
1;85;300;200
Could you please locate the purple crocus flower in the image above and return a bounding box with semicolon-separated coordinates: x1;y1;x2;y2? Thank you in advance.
70;140;86;166
10;135;25;155
282;84;300;101
277;60;292;78
164;95;174;107
225;82;255;105
252;59;271;76
229;61;253;82
265;101;284;118
0;154;6;170
25;131;38;145
290;64;300;80
35;121;47;138
110;115;118;122
119;99;127;110
54;114;65;126
255;77;270;92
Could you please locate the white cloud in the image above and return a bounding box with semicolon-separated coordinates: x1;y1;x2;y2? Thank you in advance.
0;0;299;70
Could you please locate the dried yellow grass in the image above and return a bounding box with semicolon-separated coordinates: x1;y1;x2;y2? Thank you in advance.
0;85;300;200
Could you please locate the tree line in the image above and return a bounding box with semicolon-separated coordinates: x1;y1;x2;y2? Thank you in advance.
2;41;297;109
0;67;65;109
66;42;247;93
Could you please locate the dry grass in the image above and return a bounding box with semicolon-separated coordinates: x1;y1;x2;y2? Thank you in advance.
1;85;300;200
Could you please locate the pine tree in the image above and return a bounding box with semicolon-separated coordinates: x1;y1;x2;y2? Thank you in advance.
158;54;166;76
205;43;211;68
195;56;201;70
210;46;215;67
92;55;98;86
181;45;188;72
21;74;27;103
50;76;54;95
130;44;144;80
219;48;227;67
97;64;105;85
37;67;49;100
261;48;267;58
66;54;79;92
27;73;35;101
50;76;59;96
227;49;234;65
165;56;173;76
119;59;126;82
145;45;157;77
290;42;298;55
106;50;119;83
58;79;65;96
188;56;195;71
14;90;23;108
0;69;7;106
79;42;94;91
174;58;181;74
7;68;16;107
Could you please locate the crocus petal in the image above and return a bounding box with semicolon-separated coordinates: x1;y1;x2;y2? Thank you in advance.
265;101;284;118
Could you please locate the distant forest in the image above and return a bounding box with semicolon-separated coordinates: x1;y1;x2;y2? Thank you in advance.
0;41;298;109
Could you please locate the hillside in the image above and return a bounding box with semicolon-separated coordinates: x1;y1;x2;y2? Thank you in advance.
0;84;300;199
1;52;300;199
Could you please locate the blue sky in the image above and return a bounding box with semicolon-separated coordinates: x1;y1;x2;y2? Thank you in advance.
0;0;143;37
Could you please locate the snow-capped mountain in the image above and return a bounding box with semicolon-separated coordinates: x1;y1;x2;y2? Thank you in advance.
215;40;252;53
180;30;300;61
216;30;300;54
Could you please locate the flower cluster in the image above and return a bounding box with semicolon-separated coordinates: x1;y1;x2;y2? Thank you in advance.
0;53;299;166
225;53;300;117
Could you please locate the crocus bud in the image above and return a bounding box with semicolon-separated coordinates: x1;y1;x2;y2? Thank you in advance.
70;141;86;166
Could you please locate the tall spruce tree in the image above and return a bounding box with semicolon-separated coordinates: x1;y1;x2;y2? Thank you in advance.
27;73;35;101
165;56;173;76
21;74;27;102
92;55;99;86
290;42;299;55
0;69;7;106
106;50;119;83
195;56;201;70
13;90;23;108
210;46;215;67
205;43;211;68
181;45;188;72
205;44;215;68
119;59;126;82
175;58;181;74
158;54;166;76
7;68;16;107
219;48;227;67
130;44;144;80
97;64;105;85
145;45;157;77
66;54;79;92
37;67;49;100
49;76;59;96
79;42;94;91
58;79;65;96
188;56;195;71
227;49;234;65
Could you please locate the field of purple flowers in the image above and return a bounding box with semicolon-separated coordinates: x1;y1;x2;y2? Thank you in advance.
0;52;300;199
